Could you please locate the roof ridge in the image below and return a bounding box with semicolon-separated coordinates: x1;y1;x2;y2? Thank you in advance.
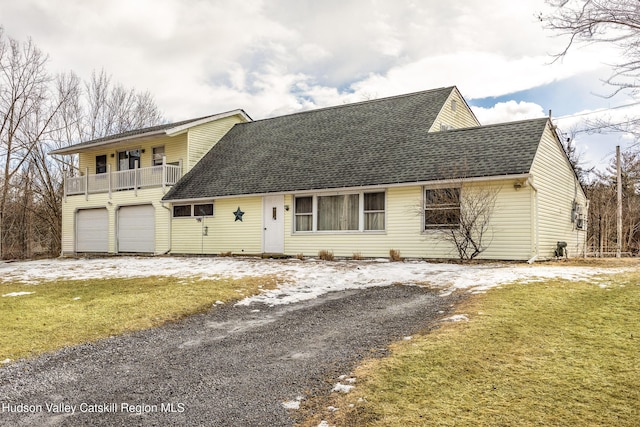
247;86;456;124
440;116;549;133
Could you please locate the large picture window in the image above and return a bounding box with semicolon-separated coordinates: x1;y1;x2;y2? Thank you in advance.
424;187;460;229
318;194;359;231
294;192;385;232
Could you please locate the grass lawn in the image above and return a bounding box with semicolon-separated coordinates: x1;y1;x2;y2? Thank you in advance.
302;270;640;426
0;275;278;363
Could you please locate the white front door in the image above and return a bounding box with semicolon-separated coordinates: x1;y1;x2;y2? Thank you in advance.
263;195;285;253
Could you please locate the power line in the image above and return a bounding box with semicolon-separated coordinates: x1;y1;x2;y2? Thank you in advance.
554;100;640;120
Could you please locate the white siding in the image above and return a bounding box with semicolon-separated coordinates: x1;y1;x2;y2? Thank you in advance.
282;183;532;260
171;197;263;255
429;88;481;132
530;124;588;258
187;116;246;170
78;134;187;175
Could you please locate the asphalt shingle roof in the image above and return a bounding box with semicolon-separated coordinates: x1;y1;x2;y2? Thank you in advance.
163;88;548;201
49;110;250;154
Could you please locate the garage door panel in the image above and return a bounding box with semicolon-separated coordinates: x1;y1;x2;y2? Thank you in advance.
76;209;108;252
118;205;155;253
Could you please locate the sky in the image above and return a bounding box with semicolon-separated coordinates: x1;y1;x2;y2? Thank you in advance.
1;0;638;175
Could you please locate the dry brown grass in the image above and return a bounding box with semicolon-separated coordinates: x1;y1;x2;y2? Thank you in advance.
299;272;640;426
388;249;402;262
318;250;335;261
0;275;279;363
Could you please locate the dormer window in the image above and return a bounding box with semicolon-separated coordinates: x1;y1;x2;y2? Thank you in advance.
451;99;458;112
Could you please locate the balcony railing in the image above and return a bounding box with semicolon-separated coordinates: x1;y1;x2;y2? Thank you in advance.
65;163;182;197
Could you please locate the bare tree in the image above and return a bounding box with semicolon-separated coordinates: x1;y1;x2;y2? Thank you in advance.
0;28;164;259
0;29;57;258
542;0;640;96
85;69;162;139
424;184;499;260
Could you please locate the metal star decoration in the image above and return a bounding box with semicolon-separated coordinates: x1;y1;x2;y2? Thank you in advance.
233;207;245;222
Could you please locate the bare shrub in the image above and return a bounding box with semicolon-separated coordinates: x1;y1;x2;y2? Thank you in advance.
389;249;402;261
424;184;499;261
318;250;334;261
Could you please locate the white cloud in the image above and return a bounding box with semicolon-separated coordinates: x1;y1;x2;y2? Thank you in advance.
0;0;629;126
472;100;546;125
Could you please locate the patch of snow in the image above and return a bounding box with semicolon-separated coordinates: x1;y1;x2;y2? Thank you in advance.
282;395;304;410
0;256;628;308
318;421;331;427
444;314;469;322
72;297;81;301
327;406;339;412
332;383;354;393
2;291;34;297
403;336;413;340
1;358;12;364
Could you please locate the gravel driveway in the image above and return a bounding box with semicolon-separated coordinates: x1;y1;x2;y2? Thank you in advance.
0;284;461;426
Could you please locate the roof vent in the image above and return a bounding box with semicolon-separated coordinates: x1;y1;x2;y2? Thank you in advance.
440;124;454;131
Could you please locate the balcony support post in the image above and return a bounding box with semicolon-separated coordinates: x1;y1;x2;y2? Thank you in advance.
162;155;167;192
108;164;112;199
134;160;139;197
84;168;89;201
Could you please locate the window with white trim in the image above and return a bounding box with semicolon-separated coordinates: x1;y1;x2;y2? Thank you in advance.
294;191;385;232
173;202;214;218
364;192;385;230
424;187;460;229
294;196;313;231
152;146;165;166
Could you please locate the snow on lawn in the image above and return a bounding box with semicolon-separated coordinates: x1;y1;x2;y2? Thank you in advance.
0;257;624;306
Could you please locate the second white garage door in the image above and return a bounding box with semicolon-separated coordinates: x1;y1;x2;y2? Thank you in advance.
117;205;155;253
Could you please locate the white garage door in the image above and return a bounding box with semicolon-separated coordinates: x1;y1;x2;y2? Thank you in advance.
118;205;155;253
76;208;108;252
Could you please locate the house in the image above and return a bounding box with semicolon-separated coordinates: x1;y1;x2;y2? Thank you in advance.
53;86;588;260
161;86;587;260
50;110;252;254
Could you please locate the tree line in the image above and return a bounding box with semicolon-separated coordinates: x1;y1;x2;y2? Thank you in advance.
0;28;163;259
544;0;640;255
4;0;640;259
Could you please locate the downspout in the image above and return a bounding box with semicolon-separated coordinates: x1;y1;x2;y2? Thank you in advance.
160;201;172;255
583;199;590;258
527;177;539;264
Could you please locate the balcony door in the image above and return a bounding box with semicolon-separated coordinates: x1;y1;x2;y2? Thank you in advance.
117;149;141;189
118;149;141;170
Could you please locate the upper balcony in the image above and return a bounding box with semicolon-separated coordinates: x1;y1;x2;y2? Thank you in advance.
65;163;182;198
